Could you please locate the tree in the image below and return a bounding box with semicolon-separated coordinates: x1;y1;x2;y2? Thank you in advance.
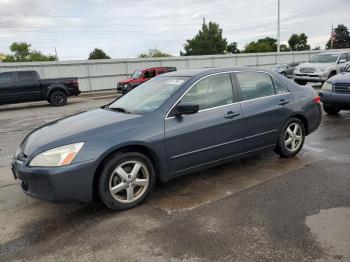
138;49;172;58
313;46;321;50
244;37;277;53
88;48;111;59
3;42;57;62
326;24;350;49
226;42;240;54
280;44;290;52
288;33;310;51
181;21;227;56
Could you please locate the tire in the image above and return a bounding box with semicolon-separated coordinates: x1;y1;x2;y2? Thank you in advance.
323;104;340;115
98;152;156;211
49;90;67;106
294;79;307;85
275;118;305;158
328;71;337;79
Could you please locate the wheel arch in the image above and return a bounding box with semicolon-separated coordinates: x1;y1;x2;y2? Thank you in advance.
47;84;69;99
289;113;309;135
92;144;162;201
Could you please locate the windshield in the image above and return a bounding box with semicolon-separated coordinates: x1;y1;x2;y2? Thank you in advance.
310;54;339;63
130;70;143;79
109;76;189;114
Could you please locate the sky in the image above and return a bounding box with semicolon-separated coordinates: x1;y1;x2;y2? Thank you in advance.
0;0;349;60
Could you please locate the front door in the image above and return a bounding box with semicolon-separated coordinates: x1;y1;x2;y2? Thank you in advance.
14;71;41;102
165;73;243;173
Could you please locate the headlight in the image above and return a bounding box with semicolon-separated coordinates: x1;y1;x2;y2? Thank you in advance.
322;82;333;92
124;84;128;88
29;142;84;167
294;66;300;72
316;67;326;72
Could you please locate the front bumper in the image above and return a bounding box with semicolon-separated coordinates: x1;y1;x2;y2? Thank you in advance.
294;73;328;83
11;159;97;203
319;91;350;105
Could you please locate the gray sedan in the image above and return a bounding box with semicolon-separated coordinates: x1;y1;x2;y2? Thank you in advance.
12;67;322;210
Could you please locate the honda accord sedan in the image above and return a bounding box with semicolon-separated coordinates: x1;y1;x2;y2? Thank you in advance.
12;67;322;210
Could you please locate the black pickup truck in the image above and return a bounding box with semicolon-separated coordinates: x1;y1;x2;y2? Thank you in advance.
0;70;80;106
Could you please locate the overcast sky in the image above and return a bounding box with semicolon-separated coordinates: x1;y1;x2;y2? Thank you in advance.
0;0;349;60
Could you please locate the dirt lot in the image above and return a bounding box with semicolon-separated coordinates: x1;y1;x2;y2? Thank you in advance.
0;97;349;261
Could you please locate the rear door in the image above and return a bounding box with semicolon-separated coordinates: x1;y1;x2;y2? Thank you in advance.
14;71;41;102
165;72;243;173
235;71;292;152
0;72;17;104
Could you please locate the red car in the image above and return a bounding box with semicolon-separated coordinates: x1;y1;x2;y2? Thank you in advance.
117;67;176;94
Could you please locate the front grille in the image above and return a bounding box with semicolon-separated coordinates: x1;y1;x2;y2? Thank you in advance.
334;83;350;93
117;83;123;88
300;67;316;73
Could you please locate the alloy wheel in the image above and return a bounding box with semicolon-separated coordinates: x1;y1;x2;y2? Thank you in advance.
284;123;303;152
109;160;149;203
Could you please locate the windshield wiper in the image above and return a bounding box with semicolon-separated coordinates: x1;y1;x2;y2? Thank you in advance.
106;106;131;114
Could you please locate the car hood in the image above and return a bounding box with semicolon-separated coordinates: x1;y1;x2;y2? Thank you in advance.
299;62;334;69
119;78;138;84
22;108;141;156
328;72;350;84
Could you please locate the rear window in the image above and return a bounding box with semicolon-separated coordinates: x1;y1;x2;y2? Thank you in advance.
0;73;13;85
17;71;35;82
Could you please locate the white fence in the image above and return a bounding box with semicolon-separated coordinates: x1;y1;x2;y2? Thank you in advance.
0;50;346;92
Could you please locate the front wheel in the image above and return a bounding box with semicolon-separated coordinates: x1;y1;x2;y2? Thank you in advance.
98;152;156;211
323;104;340;115
275;118;305;158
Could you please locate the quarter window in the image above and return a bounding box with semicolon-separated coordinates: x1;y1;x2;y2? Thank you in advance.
273;78;287;94
181;73;234;111
0;73;13;85
346;53;350;62
236;72;275;101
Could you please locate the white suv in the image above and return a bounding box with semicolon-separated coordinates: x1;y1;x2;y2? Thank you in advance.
294;51;350;85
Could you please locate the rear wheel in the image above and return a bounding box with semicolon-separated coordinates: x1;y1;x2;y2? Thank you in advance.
98;152;155;211
49;90;67;106
275;118;305;158
328;71;337;79
323;104;340;115
294;79;307;85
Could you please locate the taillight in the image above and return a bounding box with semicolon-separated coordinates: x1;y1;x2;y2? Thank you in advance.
72;80;79;87
313;96;321;104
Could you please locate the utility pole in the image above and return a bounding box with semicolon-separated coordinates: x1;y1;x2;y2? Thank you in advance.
277;0;280;54
54;47;58;58
203;17;206;25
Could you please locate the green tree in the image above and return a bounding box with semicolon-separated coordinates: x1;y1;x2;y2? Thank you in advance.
181;21;227;56
280;44;290;52
244;37;277;53
226;42;240;54
138;49;172;58
288;33;310;51
3;42;57;62
326;24;350;49
88;48;111;59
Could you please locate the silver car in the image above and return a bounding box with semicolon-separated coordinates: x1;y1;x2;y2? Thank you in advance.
294;52;350;85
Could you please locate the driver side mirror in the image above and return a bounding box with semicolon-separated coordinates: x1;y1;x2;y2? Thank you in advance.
339;59;346;64
174;102;199;117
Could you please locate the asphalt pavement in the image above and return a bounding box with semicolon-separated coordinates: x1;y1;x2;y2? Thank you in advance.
0;97;349;261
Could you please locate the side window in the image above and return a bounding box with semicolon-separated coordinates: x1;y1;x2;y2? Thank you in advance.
0;73;14;85
17;71;35;82
181;73;234;111
236;72;275;101
339;54;346;61
144;70;156;79
273;78;288;94
346;53;350;62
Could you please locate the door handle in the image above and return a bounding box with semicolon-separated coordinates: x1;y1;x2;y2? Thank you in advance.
278;99;290;106
225;111;240;119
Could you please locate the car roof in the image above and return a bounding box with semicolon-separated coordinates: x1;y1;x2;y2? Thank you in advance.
163;66;271;77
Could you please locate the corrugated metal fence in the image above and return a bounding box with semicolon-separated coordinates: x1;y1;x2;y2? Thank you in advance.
0;49;347;92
